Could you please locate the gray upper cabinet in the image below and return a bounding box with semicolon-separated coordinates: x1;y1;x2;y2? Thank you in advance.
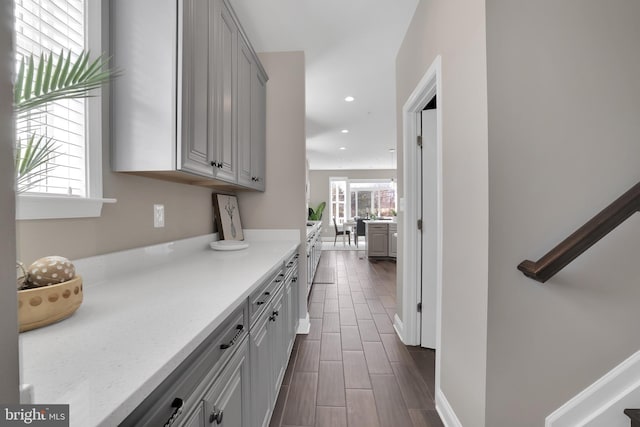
238;32;267;190
211;0;238;183
181;0;213;178
111;0;267;191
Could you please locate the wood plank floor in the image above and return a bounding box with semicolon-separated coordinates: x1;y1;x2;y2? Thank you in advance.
270;251;444;427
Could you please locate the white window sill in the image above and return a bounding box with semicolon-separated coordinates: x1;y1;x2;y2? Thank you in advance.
16;194;117;220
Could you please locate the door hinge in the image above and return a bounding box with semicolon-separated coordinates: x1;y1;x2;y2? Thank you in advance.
417;219;423;230
417;302;422;313
417;135;423;147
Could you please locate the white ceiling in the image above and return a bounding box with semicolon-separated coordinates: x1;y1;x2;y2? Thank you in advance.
228;0;419;170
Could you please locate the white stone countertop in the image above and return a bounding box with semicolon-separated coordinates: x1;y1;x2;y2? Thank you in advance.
19;230;300;427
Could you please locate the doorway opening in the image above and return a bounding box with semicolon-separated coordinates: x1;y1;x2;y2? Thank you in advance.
398;55;443;396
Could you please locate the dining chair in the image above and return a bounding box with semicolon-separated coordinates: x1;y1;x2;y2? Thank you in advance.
333;217;351;246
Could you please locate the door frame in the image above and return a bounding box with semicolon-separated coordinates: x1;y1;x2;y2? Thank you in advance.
398;55;443;386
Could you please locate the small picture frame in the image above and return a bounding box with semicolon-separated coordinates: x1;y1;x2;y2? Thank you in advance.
212;194;244;241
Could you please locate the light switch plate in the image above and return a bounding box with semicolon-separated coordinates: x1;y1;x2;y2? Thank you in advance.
154;204;165;228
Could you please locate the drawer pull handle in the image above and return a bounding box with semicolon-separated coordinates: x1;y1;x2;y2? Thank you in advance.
220;324;244;350
163;398;184;427
209;407;224;424
256;301;265;306
264;291;270;296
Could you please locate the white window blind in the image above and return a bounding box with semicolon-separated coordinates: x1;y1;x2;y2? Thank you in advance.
14;0;86;197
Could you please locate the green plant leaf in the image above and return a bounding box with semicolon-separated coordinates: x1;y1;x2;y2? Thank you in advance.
14;49;117;115
34;53;44;97
23;55;34;102
13;58;24;104
50;49;64;92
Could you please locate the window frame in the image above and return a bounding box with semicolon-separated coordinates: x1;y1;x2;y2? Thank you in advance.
329;177;348;226
15;0;115;220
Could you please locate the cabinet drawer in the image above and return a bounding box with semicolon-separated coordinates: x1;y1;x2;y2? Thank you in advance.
367;223;388;231
284;252;299;281
249;270;285;326
121;303;248;427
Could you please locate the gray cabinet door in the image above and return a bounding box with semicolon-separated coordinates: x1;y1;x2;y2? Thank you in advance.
179;0;213;178
367;225;389;257
180;403;205;427
211;0;238;183
236;35;253;188
250;62;267;191
271;290;286;398
203;338;250;427
250;310;272;427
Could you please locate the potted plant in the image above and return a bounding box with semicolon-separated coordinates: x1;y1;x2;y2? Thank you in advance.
308;202;326;221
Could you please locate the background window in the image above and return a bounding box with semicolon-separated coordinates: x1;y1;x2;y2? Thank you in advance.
330;178;347;225
14;0;86;196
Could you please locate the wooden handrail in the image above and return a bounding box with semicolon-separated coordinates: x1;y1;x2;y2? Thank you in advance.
518;181;640;283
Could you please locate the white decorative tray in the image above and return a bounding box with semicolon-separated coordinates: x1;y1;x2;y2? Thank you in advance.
209;240;249;251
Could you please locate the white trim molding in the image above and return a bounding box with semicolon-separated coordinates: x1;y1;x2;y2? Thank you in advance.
546;350;640;427
297;312;311;335
400;54;443;393
436;389;463;427
16;195;117;220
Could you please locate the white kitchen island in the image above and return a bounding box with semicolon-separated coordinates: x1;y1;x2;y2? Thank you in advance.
20;230;300;427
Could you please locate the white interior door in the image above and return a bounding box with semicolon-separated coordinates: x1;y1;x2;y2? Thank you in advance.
420;108;437;349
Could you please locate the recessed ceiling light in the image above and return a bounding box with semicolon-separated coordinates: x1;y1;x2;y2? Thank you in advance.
341;129;349;134
344;96;355;102
339;147;346;150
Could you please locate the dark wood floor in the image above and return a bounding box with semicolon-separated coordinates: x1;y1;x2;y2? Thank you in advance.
270;250;444;427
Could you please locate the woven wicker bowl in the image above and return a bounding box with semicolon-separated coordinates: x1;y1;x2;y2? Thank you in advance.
18;276;83;332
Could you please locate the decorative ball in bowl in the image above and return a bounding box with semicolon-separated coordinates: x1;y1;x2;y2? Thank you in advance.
18;275;83;332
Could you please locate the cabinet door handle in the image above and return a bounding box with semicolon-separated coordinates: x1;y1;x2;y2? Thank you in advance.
269;315;276;322
163;398;184;427
264;291;270;296
272;310;279;317
219;324;244;350
209;407;223;424
256;301;265;306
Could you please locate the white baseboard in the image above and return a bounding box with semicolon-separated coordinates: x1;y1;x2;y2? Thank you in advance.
436;389;463;427
296;313;311;334
546;350;640;427
393;314;405;342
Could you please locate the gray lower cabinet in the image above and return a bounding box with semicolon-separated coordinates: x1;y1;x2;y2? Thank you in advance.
367;223;389;257
182;403;205;427
122;251;299;427
202;338;251;427
249;295;273;427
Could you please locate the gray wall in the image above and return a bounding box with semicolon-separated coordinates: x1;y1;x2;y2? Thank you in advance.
396;0;489;425
485;1;640;425
0;0;19;403
238;51;308;323
307;169;397;238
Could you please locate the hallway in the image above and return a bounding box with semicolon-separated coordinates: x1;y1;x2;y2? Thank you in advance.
270;251;443;427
